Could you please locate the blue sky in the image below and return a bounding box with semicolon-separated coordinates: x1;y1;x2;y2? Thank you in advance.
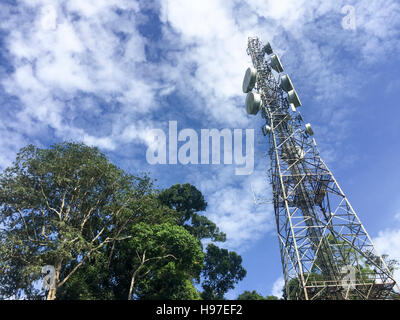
0;0;400;299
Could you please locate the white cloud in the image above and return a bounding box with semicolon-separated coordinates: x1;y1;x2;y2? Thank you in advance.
195;166;274;252
40;5;57;31
159;1;256;127
0;124;29;170
1;0;398;164
271;276;284;298
373;229;400;288
0;0;163;169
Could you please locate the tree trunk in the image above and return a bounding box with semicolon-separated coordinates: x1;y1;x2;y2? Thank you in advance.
46;260;61;300
128;262;144;300
128;272;136;300
46;287;56;300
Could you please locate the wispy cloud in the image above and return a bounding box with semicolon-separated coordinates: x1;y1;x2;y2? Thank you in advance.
0;0;171;167
193;165;274;252
271;276;284;298
373;228;400;287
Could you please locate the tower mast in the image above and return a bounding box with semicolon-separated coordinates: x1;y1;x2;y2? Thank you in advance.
244;36;398;300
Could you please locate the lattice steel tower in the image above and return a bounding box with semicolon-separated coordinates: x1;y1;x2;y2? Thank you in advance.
243;37;398;300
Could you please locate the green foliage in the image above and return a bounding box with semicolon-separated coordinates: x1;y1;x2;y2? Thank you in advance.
237;290;279;300
201;244;247;300
0;143;155;299
158;184;226;242
114;222;205;300
390;291;400;300
237;290;265;300
158;183;207;223
135;262;202;300
0;143;246;300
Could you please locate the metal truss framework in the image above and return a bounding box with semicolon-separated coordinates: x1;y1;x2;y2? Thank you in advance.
246;37;398;300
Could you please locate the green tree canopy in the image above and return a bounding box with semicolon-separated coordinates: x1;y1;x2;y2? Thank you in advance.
158;184;226;242
0;143;154;299
201;244;247;300
237;290;265;300
112;222;204;300
237;290;279;300
0;143;247;300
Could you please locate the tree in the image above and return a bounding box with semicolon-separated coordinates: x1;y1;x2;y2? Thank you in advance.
57;222;205;301
57;183;244;301
237;290;279;300
56;190;180;300
201;244;247;300
237;290;265;300
158;183;206;224
0;143;247;300
0;143;153;300
158;184;226;242
111;222;204;300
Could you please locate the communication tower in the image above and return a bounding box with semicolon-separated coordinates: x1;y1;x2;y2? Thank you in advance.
243;36;398;300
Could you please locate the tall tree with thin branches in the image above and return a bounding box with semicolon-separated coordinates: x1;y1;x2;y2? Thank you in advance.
0;143;152;300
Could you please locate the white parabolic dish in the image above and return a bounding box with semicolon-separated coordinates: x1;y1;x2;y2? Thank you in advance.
280;74;294;92
242;67;257;93
245;92;261;115
287;89;302;107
